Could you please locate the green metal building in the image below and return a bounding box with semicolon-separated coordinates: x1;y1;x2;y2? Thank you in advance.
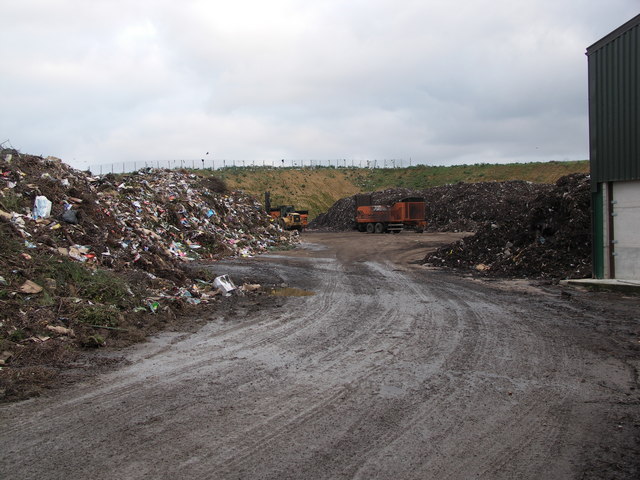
587;14;640;279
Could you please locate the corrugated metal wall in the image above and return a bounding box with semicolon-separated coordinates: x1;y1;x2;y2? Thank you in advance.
587;15;640;188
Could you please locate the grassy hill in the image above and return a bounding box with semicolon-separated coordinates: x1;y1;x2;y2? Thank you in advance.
206;160;589;220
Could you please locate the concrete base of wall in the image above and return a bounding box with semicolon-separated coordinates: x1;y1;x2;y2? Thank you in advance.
560;278;640;294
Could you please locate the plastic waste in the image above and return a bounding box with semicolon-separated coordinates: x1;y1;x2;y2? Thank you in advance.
214;275;236;295
32;195;52;219
68;245;90;262
61;209;78;224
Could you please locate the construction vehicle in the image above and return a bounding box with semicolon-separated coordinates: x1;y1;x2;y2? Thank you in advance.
355;195;427;233
265;192;308;231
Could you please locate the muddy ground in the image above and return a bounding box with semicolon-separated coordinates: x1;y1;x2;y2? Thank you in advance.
1;232;639;479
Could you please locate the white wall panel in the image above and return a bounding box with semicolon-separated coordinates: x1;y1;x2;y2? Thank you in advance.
613;180;640;279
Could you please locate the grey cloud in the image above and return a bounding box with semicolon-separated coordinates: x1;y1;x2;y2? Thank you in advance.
1;0;638;169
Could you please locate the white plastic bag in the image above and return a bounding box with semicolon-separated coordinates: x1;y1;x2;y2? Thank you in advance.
214;275;236;295
33;195;52;219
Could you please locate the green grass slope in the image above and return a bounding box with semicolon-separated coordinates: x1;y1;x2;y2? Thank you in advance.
207;160;589;220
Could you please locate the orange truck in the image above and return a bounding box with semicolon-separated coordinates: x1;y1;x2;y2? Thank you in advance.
355;195;427;233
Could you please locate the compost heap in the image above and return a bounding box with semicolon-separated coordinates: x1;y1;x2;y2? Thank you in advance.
311;174;591;279
424;174;591;279
0;150;295;400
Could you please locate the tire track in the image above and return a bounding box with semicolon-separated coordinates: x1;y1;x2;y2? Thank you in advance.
1;233;634;480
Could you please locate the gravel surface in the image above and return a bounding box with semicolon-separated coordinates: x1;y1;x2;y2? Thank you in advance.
1;232;638;479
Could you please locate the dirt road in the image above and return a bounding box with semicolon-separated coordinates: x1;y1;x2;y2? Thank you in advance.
1;232;638;479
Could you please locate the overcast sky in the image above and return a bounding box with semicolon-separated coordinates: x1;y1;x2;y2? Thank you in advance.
1;1;638;170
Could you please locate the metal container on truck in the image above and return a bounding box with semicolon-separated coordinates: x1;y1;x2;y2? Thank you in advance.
355;195;426;233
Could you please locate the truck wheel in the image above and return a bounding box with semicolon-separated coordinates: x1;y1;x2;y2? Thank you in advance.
375;223;385;234
366;223;375;234
357;224;366;232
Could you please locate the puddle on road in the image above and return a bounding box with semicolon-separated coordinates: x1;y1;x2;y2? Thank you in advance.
269;287;315;297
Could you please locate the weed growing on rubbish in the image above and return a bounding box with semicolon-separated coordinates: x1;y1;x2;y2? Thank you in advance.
80;335;105;348
8;329;26;342
76;306;121;328
0;223;23;256
36;290;56;307
72;267;135;307
0;191;27;212
27;256;139;308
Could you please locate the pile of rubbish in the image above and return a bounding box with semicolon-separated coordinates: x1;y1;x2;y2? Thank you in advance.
311;174;591;279
0;150;295;400
423;174;591;279
0;150;297;281
1;153;291;270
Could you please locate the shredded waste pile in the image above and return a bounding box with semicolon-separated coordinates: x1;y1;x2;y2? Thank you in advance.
0;150;295;400
421;180;555;232
423;174;591;279
310;174;591;279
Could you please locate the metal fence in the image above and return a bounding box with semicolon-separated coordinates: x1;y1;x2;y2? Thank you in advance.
88;158;415;175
